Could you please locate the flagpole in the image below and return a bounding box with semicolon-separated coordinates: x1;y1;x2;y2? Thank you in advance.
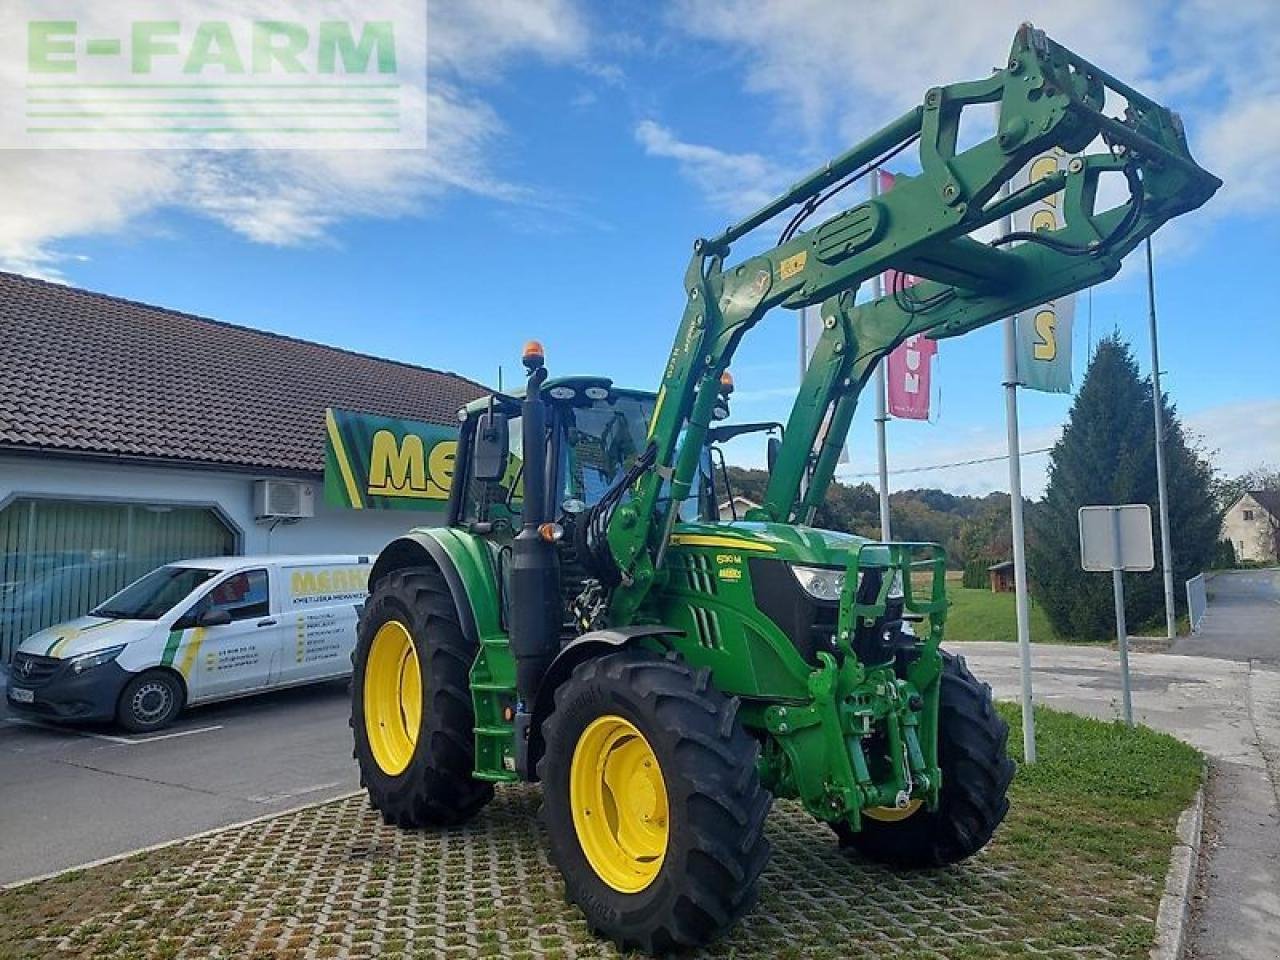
870;170;892;540
1001;184;1037;764
1146;238;1177;639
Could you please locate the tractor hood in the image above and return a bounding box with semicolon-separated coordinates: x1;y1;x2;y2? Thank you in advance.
668;521;892;570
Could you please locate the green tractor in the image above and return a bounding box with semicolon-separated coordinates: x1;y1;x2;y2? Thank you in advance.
351;25;1218;954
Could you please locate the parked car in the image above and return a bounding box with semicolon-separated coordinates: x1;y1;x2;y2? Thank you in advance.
6;554;371;731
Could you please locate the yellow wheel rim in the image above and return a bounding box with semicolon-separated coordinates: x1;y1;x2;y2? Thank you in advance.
363;620;422;776
864;799;923;822
570;715;669;893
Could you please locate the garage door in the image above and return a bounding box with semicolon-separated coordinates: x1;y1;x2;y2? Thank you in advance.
0;499;236;662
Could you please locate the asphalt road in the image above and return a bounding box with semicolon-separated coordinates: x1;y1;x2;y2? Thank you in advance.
0;678;359;886
1173;568;1280;663
955;567;1280;960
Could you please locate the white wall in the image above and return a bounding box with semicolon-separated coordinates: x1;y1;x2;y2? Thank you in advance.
1221;493;1277;563
0;453;445;558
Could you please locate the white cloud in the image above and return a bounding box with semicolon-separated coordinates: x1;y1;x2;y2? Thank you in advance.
0;0;590;277
1184;398;1280;480
666;1;1280;224
634;119;788;214
670;1;1151;145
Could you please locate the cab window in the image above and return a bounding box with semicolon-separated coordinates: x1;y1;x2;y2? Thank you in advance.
191;569;270;623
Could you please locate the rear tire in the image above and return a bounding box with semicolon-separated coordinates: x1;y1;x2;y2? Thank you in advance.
351;566;492;827
116;669;185;732
539;650;772;954
836;652;1014;867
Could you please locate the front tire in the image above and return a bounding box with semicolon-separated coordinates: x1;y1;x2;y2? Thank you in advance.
539;650;772;954
351;566;492;827
836;652;1015;867
116;669;185;732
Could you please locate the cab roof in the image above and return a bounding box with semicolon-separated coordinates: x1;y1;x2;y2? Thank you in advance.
460;376;656;417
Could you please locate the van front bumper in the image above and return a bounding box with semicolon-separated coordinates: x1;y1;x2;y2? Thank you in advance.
6;655;128;723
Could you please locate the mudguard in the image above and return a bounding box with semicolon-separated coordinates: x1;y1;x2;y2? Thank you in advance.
369;528;503;647
527;625;683;775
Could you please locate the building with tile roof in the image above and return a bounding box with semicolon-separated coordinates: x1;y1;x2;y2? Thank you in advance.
0;272;487;659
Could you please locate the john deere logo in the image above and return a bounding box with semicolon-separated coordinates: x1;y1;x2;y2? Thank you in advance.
368;431;455;500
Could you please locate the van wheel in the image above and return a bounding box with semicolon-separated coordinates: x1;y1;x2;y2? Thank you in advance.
116;670;185;732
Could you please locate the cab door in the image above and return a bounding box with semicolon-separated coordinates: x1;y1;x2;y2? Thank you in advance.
178;567;279;701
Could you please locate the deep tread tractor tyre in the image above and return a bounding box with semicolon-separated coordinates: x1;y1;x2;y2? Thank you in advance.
836;652;1015;867
116;669;185;732
351;566;492;827
538;650;772;954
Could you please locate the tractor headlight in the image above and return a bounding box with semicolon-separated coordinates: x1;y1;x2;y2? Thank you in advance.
790;565;857;602
68;644;126;674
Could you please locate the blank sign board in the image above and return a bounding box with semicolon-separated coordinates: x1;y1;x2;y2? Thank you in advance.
1078;505;1155;572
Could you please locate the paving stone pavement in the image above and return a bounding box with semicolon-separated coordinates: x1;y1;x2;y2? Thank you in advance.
22;786;1160;960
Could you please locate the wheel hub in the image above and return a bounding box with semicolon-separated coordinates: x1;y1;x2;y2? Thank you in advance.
132;682;170;722
570;715;669;893
364;620;422;776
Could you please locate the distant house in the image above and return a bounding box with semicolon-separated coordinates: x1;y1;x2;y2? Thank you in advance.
987;560;1015;593
1221;491;1280;563
718;495;760;522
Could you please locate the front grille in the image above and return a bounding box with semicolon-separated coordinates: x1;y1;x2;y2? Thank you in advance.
10;652;63;687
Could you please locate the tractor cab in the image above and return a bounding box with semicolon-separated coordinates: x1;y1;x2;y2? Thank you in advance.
449;374;718;535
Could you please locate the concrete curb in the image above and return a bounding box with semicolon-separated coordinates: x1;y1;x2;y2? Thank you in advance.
1;789;364;892
1150;778;1207;960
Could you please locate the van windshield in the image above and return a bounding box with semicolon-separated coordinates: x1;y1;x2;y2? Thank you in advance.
92;566;219;620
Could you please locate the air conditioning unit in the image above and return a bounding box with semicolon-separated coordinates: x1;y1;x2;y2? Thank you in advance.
254;480;315;520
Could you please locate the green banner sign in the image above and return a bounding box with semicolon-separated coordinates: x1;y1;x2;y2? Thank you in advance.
324;408;458;510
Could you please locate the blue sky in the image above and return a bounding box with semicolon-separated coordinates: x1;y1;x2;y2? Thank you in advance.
5;1;1278;496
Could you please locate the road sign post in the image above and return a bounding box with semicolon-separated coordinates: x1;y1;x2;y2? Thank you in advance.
1078;504;1155;726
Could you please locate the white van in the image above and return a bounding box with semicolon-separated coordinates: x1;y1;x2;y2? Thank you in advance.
6;555;371;732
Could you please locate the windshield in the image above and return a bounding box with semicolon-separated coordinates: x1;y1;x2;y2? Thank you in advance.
560;394;654;507
92;566;218;620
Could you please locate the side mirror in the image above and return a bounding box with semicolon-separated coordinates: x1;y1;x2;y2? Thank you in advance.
472;411;509;482
198;608;232;628
767;436;782;474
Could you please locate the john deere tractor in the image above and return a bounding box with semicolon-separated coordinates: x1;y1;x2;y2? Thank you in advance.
351;25;1218;953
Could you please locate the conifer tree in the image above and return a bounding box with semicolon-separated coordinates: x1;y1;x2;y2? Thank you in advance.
1029;335;1218;640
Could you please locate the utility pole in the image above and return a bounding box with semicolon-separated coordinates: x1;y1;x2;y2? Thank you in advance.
1146;238;1177;640
1001;187;1037;764
870;170;892;540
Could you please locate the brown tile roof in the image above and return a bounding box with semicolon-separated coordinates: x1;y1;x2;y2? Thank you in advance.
0;272;488;474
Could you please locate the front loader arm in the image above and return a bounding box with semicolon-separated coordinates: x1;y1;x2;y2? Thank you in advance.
602;23;1219;625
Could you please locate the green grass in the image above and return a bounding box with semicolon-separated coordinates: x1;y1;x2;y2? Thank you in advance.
997;702;1203;884
938;585;1091;644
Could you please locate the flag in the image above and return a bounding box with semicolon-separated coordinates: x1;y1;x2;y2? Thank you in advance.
1011;149;1074;393
879;170;938;419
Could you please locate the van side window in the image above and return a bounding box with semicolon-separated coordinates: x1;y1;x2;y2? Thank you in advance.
197;570;270;622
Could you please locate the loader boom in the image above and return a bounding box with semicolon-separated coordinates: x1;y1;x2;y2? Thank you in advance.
601;23;1220;625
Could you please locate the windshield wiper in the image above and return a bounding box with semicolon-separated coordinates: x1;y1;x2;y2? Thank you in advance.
91;608;132;619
